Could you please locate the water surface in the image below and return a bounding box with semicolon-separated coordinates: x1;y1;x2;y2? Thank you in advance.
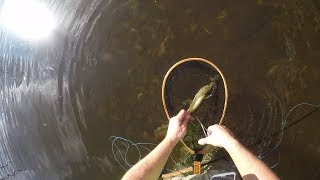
0;0;319;179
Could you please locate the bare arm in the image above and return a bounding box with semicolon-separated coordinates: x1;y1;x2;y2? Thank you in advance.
122;110;191;180
122;137;176;180
198;125;279;180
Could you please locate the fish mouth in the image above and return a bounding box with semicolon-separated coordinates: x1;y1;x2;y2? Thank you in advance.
204;88;214;99
204;84;217;99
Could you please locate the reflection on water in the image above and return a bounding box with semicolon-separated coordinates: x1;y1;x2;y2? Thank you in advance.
0;0;319;179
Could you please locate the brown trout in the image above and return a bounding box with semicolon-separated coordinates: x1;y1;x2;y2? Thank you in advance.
187;75;219;113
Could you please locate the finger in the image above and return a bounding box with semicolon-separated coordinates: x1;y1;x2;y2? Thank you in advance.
184;113;192;121
185;113;191;119
198;138;207;145
176;109;187;121
182;115;190;126
207;129;212;136
208;124;217;131
207;125;216;133
176;109;187;125
189;116;195;121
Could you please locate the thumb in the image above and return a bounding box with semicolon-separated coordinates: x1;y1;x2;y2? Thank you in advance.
176;109;186;119
198;138;207;145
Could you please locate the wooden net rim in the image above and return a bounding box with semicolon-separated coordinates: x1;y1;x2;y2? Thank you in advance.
161;57;229;154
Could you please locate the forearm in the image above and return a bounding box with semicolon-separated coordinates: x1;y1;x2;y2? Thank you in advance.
122;109;190;179
224;138;279;180
122;138;177;180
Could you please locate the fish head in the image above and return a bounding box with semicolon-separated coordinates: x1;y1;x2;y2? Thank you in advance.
209;75;219;82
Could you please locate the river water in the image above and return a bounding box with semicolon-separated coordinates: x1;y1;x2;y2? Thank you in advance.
0;0;319;179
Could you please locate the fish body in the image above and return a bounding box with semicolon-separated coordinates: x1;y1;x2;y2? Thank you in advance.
187;75;219;113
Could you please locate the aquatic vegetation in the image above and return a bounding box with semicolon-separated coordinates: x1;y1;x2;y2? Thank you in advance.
154;124;168;141
183;120;207;151
156;75;221;152
183;75;220;151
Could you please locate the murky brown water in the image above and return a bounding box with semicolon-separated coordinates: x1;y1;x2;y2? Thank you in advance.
0;0;319;179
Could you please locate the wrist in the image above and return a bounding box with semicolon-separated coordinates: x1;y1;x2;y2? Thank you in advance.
164;136;179;147
223;136;239;151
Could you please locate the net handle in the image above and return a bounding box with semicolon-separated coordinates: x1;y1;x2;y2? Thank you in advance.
161;57;229;154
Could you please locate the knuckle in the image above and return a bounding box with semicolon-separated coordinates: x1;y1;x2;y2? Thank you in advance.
208;125;215;131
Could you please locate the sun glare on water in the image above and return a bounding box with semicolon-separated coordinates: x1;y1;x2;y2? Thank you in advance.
0;0;56;41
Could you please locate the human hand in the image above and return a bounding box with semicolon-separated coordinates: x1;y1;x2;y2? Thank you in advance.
198;124;235;148
166;110;191;144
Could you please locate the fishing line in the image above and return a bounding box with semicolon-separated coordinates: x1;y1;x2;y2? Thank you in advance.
109;136;184;172
257;103;320;168
194;116;208;137
257;103;281;168
258;148;280;169
257;102;315;168
110;103;320;173
0;161;23;180
257;103;320;158
203;102;320;167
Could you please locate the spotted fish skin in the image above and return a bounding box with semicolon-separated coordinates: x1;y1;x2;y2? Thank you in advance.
187;75;219;113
